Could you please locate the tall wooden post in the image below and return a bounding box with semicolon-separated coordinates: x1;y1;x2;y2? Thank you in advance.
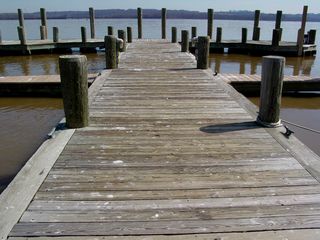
297;6;308;56
272;29;281;47
40;8;47;39
59;55;89;128
257;56;285;127
81;27;87;43
137;8;143;39
0;30;2;44
216;27;222;43
242;28;247;43
171;27;177;43
207;9;214;39
108;26;114;36
89;7;95;39
161;8;167;39
191;27;197;39
181;30;189;52
275;10;282;29
252;10;260;40
308;30;317;44
127;27;132;43
40;26;46;40
18;9;24;27
53;27;59;43
105;35;118;69
197;36;210;69
118;30;127;52
17;26;26;45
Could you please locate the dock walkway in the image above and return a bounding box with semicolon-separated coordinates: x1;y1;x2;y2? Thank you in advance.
4;40;320;239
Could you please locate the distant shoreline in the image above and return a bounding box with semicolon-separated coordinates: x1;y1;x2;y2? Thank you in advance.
0;9;319;22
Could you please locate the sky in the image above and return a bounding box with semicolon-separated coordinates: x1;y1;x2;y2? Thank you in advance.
0;0;319;14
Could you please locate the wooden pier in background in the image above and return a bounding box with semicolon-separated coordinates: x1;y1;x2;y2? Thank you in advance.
2;40;320;239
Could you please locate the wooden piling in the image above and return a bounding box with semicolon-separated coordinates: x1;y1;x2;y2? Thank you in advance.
252;10;260;40
275;10;282;29
161;8;167;39
137;8;143;39
17;26;26;45
40;8;47;39
105;35;118;69
40;26;46;40
81;27;87;43
191;27;197;39
171;27;177;43
89;7;95;39
181;30;189;52
257;56;285;127
17;9;24;27
127;27;132;43
298;6;308;56
216;27;222;43
207;9;214;39
118;30;127;52
108;26;114;36
59;55;89;129
272;29;281;47
308;29;317;44
242;28;247;43
53;27;59;43
0;30;2;44
197;36;210;69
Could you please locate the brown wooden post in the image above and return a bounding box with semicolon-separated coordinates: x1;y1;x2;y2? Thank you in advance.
40;26;46;40
275;10;282;29
81;26;87;43
191;27;197;39
242;28;247;43
207;9;213;39
137;8;143;39
161;8;167;39
18;9;24;27
297;6;308;56
108;26;113;36
181;30;189;52
171;27;177;43
216;27;222;43
127;27;132;43
40;8;47;39
308;29;317;44
257;56;285;127
197;36;210;69
89;7;95;39
252;10;260;40
59;55;89;128
105;35;118;69
272;29;280;46
53;27;59;43
118;30;126;52
0;30;2;44
17;26;26;45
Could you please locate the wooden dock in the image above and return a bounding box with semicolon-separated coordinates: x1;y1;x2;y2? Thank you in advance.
2;40;320;239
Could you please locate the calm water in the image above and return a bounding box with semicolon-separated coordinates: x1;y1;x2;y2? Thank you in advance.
0;18;319;192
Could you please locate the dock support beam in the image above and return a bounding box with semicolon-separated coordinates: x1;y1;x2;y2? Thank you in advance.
40;8;47;39
89;7;95;39
81;27;87;43
108;26;113;36
181;30;189;52
242;28;247;43
105;35;118;69
118;30;127;52
257;56;285;127
197;36;210;69
252;10;260;41
171;27;177;43
297;6;308;56
17;26;26;45
53;27;59;43
216;27;222;43
127;27;132;43
192;27;197;39
18;9;24;27
207;9;213;39
161;8;167;39
59;55;89;129
137;8;143;39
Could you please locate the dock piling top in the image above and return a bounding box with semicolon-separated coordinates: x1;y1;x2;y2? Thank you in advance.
118;29;127;52
192;26;197;39
59;55;89;129
181;30;189;52
17;9;24;27
275;10;283;29
127;27;133;43
105;35;118;69
197;36;210;69
252;10;260;41
242;28;247;43
17;26;26;45
298;5;308;56
89;7;95;39
171;27;177;43
40;26;46;40
81;26;87;43
161;8;167;39
108;26;114;36
53;27;59;43
216;27;222;43
207;9;214;39
0;30;2;44
257;56;285;127
40;8;47;27
137;8;143;39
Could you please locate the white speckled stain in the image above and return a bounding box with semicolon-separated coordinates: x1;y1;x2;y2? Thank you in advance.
113;160;124;165
100;145;109;149
107;194;114;199
113;127;127;130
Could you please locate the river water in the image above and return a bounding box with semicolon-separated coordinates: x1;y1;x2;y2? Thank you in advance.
0;18;319;192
